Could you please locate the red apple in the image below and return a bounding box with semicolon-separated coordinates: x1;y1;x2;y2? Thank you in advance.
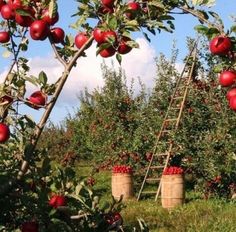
209;36;232;55
74;32;89;49
118;37;132;54
103;30;117;44
93;28;104;44
1;4;15;20
0;31;10;43
50;27;65;44
98;5;114;14
21;221;38;232
0;123;10;143
41;8;59;25
49;195;66;208
15;8;34;27
102;0;114;7
229;95;236;111
99;46;116;58
11;0;22;10
126;2;140;19
29;20;49;40
227;88;236;101
28;91;47;109
219;70;236;87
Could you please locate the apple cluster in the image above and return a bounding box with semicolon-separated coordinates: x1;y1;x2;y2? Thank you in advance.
112;165;133;174
162;166;184;175
209;35;236;111
74;0;144;58
48;194;67;208
103;212;123;227
0;0;65;43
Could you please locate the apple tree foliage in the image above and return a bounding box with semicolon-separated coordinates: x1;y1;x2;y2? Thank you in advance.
0;0;235;230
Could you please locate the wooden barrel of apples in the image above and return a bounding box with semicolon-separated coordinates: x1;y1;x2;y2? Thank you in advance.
161;166;185;209
112;165;134;200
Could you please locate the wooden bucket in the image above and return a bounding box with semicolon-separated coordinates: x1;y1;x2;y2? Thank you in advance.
161;174;185;209
112;173;134;200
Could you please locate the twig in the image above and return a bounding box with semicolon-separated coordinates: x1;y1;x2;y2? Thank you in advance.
178;6;224;34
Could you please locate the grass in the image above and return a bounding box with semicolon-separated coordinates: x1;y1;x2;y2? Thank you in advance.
76;164;236;231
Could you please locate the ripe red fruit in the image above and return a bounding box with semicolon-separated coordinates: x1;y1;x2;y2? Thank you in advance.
118;37;132;54
209;36;232;55
126;2;140;19
28;91;47;109
102;0;114;7
93;28;104;44
21;221;39;232
0;31;10;43
11;0;22;10
50;27;65;44
74;32;89;49
103;30;117;44
229;95;236;111
49;195;66;208
30;20;49;40
99;46;116;58
98;5;114;14
15;8;34;27
41;8;59;25
0;123;10;143
1;4;15;20
226;88;236;101
219;70;236;87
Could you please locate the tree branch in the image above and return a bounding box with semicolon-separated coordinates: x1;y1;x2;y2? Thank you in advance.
178;6;224;34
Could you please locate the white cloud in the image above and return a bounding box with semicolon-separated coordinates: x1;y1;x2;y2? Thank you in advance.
0;38;157;123
25;37;157;106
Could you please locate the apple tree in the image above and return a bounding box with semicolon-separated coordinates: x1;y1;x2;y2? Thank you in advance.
0;0;234;230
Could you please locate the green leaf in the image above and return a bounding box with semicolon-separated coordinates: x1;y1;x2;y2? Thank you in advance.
16;9;32;17
24;115;36;128
108;16;118;30
116;53;122;65
194;25;209;34
230;25;236;34
48;0;57;18
38;71;48;86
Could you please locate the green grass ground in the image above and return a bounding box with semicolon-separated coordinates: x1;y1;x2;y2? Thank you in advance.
76;165;236;232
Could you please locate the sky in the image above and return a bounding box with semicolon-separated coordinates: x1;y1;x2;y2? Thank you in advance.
0;0;235;125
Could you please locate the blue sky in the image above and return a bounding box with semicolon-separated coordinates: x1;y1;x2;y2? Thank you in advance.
0;1;235;125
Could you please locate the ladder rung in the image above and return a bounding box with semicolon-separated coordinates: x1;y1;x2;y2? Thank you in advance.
161;130;171;133
172;96;183;100
164;118;177;122
150;165;165;169
154;153;168;157
142;191;157;195
146;177;161;182
171;107;181;110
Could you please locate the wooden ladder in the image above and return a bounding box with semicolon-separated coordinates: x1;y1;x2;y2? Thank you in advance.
137;42;198;201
